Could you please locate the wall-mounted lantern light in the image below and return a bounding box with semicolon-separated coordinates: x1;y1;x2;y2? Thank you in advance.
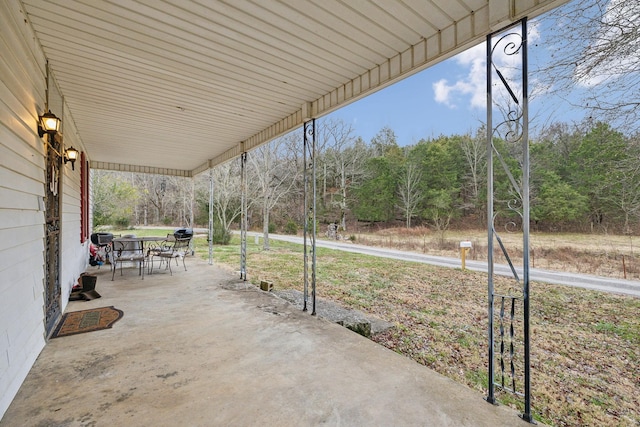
38;110;61;137
64;146;79;170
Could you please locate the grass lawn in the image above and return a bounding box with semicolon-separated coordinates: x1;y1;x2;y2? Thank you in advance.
191;234;639;427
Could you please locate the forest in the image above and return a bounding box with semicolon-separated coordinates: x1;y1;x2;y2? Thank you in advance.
91;118;640;238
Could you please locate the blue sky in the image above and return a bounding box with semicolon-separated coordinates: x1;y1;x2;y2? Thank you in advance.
328;60;489;146
325;2;595;146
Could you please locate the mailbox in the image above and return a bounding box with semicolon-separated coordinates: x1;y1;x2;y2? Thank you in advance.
460;241;472;270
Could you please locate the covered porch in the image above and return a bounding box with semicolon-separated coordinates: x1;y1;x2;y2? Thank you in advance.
0;259;521;426
1;0;571;422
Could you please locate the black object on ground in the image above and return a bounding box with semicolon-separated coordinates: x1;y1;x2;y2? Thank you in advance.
69;273;101;301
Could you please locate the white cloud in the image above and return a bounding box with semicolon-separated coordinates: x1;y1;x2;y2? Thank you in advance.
432;43;486;110
433;79;454;107
433;24;540;109
528;20;541;44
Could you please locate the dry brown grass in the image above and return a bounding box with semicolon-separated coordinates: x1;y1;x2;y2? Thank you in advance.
350;228;640;281
200;235;640;426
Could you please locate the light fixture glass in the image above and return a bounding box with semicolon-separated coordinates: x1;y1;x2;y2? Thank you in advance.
38;110;61;136
64;146;80;170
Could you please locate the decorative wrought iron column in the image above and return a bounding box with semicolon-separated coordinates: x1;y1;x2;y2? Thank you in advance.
44;131;62;335
190;177;196;256
208;167;214;265
240;152;248;281
303;119;317;315
43;62;62;336
486;18;533;423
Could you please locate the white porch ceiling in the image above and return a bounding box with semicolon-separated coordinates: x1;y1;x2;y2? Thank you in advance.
21;0;568;176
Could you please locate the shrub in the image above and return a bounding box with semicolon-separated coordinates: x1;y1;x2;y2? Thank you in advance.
113;216;130;228
268;223;277;234
212;227;231;245
284;220;298;235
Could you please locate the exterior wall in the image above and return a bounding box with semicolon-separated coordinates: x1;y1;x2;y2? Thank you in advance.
59;110;90;305
0;1;87;418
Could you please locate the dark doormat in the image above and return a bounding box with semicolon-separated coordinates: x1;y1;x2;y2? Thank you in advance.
51;306;123;338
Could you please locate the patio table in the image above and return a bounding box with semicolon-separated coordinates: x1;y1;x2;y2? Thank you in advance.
111;236;168;280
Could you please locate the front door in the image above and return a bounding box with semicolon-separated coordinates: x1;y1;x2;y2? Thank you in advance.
44;133;62;335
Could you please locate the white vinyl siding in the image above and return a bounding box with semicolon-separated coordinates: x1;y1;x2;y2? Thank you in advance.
0;1;87;418
60;114;89;303
0;1;47;417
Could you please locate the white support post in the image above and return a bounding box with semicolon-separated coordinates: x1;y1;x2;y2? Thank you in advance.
208;168;214;265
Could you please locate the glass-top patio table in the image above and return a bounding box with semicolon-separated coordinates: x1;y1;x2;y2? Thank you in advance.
111;236;169;280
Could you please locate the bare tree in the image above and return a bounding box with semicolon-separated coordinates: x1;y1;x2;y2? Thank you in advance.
460;129;486;213
535;0;640;133
128;173;195;227
179;178;195;227
248;133;301;250
211;160;243;233
319;118;369;231
397;160;424;228
427;189;454;246
370;126;400;156
135;174;170;224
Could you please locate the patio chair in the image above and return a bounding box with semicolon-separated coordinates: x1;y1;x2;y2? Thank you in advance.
148;236;191;276
144;233;172;273
111;236;145;280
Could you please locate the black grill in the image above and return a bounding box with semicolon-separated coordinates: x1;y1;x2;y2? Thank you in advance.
90;232;113;246
173;228;193;239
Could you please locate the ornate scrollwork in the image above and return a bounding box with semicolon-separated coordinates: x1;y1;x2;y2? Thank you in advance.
504;221;519;233
492;31;523;57
490;31;525;145
490;31;524;94
493;110;524;144
506;198;522;212
304;121;315;166
304;120;314;138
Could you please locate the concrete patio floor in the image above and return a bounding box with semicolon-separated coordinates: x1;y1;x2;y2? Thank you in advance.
1;258;527;426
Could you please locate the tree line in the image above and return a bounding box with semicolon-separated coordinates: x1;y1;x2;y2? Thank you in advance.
92;118;640;240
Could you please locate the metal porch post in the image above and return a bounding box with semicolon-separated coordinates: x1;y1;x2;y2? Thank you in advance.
486;18;533;423
521;19;532;421
240;152;247;281
190;176;195;256
208;167;214;265
303;118;317;314
190;177;195;228
486;32;495;405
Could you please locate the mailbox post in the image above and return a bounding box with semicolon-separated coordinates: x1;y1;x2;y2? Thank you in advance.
460;241;472;270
